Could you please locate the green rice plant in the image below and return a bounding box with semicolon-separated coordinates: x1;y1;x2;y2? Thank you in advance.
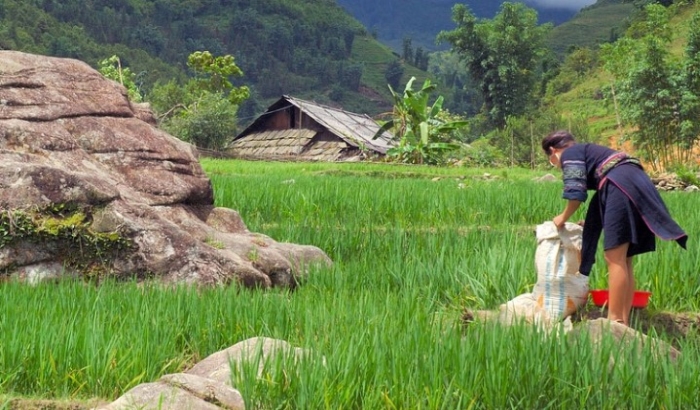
0;159;697;408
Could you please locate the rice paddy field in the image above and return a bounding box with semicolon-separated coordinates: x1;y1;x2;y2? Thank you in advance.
1;159;699;409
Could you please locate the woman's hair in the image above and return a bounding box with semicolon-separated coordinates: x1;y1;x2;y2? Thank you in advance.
542;130;576;155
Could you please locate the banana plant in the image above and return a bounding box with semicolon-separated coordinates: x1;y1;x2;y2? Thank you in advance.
374;76;467;164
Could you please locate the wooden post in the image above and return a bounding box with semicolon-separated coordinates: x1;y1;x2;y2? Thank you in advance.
530;121;535;169
610;83;624;140
511;128;515;168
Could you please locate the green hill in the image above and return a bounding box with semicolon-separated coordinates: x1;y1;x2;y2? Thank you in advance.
336;0;579;51
546;0;636;56
547;1;700;142
0;0;438;118
3;0;693;142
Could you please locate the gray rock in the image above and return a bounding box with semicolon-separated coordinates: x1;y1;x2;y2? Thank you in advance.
534;173;558;182
97;337;319;410
0;51;331;287
568;318;681;363
159;373;245;410
186;337;314;385
95;381;225;410
9;261;72;284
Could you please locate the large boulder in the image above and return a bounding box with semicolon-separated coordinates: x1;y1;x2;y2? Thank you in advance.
0;50;331;287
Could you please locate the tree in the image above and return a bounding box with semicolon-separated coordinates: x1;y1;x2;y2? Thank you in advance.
499;112;594;168
147;51;250;151
98;55;143;102
384;60;404;90
437;2;552;129
147;79;192;120
186;51;250;104
166;92;240;152
373;77;467;165
428;51;483;116
678;10;700;164
402;37;413;62
130;24;165;55
600;5;700;169
623;0;674;9
339;62;364;91
413;47;429;71
545;47;598;96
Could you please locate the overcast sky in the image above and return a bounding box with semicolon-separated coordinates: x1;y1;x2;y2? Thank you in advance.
525;0;598;10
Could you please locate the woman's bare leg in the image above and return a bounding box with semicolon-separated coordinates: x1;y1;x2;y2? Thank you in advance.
605;243;632;325
623;256;635;324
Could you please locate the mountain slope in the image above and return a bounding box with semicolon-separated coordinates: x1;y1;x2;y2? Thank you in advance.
548;2;699;142
0;0;435;117
335;0;580;51
547;0;635;55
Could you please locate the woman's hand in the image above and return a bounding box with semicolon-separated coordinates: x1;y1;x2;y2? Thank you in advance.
553;214;567;229
553;200;582;229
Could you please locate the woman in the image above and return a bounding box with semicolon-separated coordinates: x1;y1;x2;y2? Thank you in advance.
542;130;687;326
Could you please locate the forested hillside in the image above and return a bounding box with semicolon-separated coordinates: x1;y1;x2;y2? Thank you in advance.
2;0;695;167
0;0;636;122
548;0;700;157
0;0;428;117
336;0;580;51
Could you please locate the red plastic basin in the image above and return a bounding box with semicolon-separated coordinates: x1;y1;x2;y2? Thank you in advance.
589;289;652;308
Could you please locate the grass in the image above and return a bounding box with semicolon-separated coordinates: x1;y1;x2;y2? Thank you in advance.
1;159;698;408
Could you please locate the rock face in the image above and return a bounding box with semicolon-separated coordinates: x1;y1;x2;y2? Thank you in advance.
0;50;331;287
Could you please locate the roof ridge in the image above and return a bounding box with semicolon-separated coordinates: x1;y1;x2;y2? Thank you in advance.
283;95;368;118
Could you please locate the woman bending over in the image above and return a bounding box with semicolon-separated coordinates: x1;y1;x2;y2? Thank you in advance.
543;130;687;326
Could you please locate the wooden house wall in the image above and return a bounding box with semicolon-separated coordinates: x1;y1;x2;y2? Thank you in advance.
300;109;320;130
265;109;292;130
260;107;323;133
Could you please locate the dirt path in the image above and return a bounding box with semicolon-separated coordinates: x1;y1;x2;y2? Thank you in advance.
463;306;700;349
1;398;108;410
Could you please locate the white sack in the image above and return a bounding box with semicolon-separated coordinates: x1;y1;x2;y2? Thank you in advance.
490;221;589;328
531;221;589;321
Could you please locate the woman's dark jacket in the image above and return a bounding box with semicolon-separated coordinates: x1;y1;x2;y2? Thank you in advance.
559;143;688;275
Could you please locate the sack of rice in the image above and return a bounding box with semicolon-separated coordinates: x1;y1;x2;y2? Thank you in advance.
531;221;589;322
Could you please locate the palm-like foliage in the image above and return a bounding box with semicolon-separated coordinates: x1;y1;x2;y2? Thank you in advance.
374;77;467;165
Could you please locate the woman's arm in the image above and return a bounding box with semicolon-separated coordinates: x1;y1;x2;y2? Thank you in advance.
554;199;581;228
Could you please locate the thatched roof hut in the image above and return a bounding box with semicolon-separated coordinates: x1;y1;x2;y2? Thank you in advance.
227;95;395;161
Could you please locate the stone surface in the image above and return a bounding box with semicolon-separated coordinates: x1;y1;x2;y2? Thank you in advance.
568;318;681;363
534;173;558;182
96;337;318;410
158;373;245;409
96;382;229;410
0;50;331;286
186;337;312;385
